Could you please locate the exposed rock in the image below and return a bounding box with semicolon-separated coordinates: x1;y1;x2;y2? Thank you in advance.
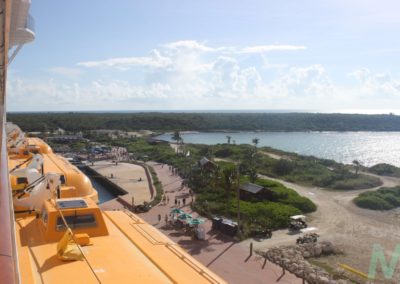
318;276;330;283
259;241;346;284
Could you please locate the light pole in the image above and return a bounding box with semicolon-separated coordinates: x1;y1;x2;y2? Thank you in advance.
236;167;241;235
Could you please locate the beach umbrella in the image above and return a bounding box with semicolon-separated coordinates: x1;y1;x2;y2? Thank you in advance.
170;208;184;215
188;218;204;226
178;213;192;220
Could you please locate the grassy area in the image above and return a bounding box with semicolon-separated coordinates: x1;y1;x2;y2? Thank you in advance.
368;163;400;178
353;186;400;210
308;259;361;283
212;144;383;190
148;165;163;207
107;137;318;235
191;175;317;236
83;135;390;233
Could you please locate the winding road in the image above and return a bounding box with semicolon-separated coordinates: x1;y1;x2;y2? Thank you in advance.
245;171;400;281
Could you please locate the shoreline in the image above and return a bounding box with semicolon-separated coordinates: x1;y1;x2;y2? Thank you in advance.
155;131;400;168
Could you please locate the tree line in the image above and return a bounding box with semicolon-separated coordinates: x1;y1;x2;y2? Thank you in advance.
7;112;400;132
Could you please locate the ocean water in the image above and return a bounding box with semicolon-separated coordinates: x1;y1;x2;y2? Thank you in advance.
156;131;400;167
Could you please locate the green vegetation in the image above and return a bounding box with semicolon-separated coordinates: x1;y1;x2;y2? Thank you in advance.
148;165;163;207
8;112;400;132
191;174;316;234
354;186;400;210
108;136;382;191
97;135;317;235
368;163;400;178
209;144;382;190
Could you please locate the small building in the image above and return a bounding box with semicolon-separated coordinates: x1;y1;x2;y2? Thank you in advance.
239;182;271;200
53;128;66;135
198;157;217;171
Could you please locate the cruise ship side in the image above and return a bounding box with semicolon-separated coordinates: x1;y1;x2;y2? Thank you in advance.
0;1;226;283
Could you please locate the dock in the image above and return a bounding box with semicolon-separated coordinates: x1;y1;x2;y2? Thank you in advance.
87;161;153;208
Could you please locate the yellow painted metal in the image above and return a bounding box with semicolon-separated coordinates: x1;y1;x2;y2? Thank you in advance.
12;134;227;283
338;263;370;279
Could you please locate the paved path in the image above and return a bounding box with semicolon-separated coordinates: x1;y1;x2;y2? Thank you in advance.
139;162;302;284
90;161;151;204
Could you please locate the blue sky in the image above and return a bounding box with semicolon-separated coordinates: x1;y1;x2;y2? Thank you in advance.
7;0;400;112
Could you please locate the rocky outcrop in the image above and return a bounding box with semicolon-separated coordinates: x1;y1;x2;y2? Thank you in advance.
259;241;347;284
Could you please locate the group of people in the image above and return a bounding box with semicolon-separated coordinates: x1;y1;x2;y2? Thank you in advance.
161;194;191;207
111;146;129;161
174;197;186;206
168;165;180;176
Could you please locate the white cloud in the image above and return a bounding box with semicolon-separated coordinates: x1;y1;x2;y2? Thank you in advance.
162;40;223;52
239;44;306;54
13;40;400;111
348;68;400;98
77;49;171;70
76;41;306;72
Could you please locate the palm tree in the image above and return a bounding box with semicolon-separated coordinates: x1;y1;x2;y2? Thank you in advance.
226;135;231;144
252;137;260;148
221;165;238;196
220;164;241;233
248;167;258;183
353;160;361;175
171;131;181;154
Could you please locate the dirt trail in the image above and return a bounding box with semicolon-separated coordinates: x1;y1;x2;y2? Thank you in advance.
260;151;284;160
245;173;400;280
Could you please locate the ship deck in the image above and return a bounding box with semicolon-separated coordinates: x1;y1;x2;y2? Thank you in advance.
16;210;225;284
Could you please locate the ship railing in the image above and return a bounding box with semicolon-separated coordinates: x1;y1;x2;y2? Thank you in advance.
166;244;222;284
26;14;35;33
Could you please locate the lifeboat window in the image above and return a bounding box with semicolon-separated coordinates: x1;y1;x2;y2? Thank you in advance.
60;175;66;184
17;177;28;184
56;214;96;231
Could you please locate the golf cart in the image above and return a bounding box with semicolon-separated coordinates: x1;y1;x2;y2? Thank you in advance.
289;215;308;233
296;227;319;244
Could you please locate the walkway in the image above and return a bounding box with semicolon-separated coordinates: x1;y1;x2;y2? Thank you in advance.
139;162;302;284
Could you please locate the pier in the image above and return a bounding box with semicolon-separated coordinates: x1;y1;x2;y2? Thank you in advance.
85;161;153;209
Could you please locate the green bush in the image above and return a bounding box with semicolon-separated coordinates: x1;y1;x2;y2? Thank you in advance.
273;159;294;175
369;163;400;177
354;186;400;210
332;174;382;190
255;178;317;213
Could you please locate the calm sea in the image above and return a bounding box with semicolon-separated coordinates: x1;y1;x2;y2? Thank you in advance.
156;131;400;167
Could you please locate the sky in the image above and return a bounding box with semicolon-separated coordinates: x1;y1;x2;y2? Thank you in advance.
6;0;400;112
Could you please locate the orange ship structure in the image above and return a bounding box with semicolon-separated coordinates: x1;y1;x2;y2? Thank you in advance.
7;123;99;209
0;1;226;283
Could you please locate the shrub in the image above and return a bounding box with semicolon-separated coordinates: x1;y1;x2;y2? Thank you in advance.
332;174;382;190
369;163;400;177
273;159;294;175
354;186;400;210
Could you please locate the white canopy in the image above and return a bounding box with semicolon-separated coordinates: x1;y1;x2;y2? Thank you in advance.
290;215;306;220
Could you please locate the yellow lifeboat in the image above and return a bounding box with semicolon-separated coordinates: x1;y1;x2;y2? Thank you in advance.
8;135;99;213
